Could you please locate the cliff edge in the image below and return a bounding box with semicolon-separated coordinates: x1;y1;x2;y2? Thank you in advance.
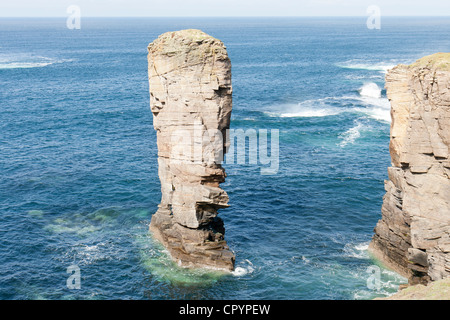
147;29;235;271
369;53;450;285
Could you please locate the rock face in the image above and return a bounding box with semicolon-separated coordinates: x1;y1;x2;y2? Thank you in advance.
369;53;450;284
147;29;235;271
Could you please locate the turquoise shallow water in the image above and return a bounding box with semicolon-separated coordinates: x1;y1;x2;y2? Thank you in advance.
1;17;449;300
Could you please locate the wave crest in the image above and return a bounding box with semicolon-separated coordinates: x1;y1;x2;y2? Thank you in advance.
232;259;256;277
265;93;391;123
0;54;67;69
338;121;365;147
359;82;381;98
337;61;396;73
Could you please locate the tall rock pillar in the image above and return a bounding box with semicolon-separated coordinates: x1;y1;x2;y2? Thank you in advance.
369;53;450;284
147;29;235;271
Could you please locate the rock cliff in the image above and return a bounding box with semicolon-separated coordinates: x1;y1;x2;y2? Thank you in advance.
369;53;450;284
147;29;235;271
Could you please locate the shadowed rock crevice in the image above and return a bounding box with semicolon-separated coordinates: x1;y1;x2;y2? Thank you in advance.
147;29;235;271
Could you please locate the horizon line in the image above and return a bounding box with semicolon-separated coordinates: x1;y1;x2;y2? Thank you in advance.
1;15;450;18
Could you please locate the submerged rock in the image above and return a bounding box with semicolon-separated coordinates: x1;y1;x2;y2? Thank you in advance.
369;53;450;285
147;29;234;271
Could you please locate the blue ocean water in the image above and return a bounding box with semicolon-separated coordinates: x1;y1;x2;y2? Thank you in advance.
1;17;449;300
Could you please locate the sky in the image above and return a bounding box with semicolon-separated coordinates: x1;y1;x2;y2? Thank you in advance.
0;0;449;17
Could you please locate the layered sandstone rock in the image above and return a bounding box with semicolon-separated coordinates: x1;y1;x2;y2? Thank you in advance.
147;29;235;271
370;53;450;284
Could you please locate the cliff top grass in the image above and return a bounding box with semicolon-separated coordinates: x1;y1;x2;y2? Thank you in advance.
409;52;450;71
378;278;450;300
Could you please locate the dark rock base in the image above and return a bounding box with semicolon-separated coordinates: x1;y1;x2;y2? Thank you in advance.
149;208;235;272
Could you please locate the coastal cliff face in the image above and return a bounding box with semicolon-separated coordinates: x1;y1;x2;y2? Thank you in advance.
147;29;235;271
369;53;450;284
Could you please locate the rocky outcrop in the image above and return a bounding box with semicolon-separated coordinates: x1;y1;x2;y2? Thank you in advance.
147;29;235;271
369;53;450;284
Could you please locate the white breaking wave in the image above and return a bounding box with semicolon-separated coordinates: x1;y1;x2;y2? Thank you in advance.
337;61;396;73
354;105;390;122
339;121;365;147
232;259;255;277
265;94;391;123
355;82;391;122
265;97;343;118
353;94;391;122
343;241;370;259
0;54;67;69
344;74;383;80
0;61;54;69
278;108;341;118
359;82;381;98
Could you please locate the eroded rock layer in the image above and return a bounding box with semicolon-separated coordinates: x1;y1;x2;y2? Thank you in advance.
369;53;450;284
147;29;235;271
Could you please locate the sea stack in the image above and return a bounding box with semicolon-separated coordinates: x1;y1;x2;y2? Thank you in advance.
147;29;235;271
369;53;450;284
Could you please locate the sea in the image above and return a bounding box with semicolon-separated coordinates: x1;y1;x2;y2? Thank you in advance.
1;17;449;300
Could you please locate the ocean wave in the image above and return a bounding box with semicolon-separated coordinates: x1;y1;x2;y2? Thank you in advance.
0;62;54;69
339;241;408;299
355;82;391;122
344;74;383;80
338;121;365;147
235;61;310;68
264;97;342;118
232;259;256;277
358;82;381;98
265;93;391;123
65;242;112;266
0;54;68;69
352;265;408;300
353;105;390;122
343;241;370;259
277;108;341;118
337;61;396;73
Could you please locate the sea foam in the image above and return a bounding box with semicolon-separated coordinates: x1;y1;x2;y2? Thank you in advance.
0;54;67;69
338;121;365;147
337;61;396;73
358;82;382;98
265;92;391;123
232;259;255;277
